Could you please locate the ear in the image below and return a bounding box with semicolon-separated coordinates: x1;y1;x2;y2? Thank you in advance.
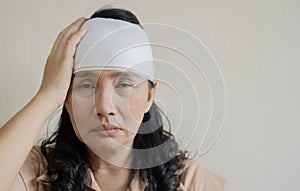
145;81;157;112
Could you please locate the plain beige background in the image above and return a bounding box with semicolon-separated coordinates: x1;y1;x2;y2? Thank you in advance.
1;0;299;191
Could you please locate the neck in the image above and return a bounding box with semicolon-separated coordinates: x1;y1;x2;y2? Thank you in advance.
87;147;133;190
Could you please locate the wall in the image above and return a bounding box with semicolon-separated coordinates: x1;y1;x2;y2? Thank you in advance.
1;0;299;190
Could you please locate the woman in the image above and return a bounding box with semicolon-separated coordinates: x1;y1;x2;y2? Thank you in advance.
0;8;225;191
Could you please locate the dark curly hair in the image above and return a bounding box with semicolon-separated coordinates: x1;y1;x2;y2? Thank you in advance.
41;8;188;191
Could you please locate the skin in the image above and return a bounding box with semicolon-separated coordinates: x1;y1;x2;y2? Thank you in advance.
0;17;157;191
65;70;156;191
0;17;87;190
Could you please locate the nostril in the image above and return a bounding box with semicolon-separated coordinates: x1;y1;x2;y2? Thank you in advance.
96;111;114;117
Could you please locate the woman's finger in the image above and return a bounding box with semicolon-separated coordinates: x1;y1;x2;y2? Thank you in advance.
60;26;87;66
38;18;87;106
51;17;87;55
59;17;87;42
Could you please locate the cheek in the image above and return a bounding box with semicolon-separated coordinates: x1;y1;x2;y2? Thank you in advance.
73;97;93;121
65;92;96;139
127;86;149;122
65;99;84;142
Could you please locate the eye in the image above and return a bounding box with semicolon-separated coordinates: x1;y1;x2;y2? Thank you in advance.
73;81;96;97
114;81;135;97
115;82;134;88
79;81;96;89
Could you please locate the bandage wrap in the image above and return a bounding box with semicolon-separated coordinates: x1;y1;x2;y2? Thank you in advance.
74;18;155;81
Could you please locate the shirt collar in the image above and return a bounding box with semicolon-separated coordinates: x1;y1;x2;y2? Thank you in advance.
37;169;147;191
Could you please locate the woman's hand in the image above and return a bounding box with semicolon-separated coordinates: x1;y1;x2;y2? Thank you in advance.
37;17;87;108
0;18;87;191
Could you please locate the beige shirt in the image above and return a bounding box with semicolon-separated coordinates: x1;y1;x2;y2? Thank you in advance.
10;147;226;191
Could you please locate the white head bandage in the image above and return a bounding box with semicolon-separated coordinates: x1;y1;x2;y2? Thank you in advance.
74;18;154;81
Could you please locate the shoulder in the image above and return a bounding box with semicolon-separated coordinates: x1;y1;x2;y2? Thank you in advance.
20;146;47;175
10;146;48;191
19;146;48;180
179;159;226;191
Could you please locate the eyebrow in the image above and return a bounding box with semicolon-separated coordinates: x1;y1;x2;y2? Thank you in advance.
74;71;100;78
74;70;140;79
111;71;138;78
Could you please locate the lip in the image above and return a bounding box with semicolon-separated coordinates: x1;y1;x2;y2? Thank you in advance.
94;124;123;136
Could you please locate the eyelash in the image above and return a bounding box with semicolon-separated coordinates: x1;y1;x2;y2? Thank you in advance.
115;82;134;88
78;81;134;89
79;82;96;89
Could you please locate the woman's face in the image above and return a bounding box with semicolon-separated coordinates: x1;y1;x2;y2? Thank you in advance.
65;70;156;157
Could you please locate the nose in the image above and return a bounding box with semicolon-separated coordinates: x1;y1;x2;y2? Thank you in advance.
94;86;115;117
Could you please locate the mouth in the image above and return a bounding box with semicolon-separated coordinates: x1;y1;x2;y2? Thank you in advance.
100;124;123;136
